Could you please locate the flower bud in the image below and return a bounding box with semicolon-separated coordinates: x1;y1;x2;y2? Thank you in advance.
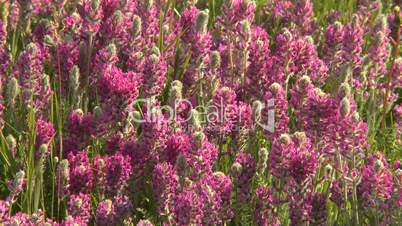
26;43;37;56
257;148;268;174
162;24;169;35
130;110;142;124
69;65;80;92
280;28;292;40
90;107;101;121
333;21;343;31
373;15;387;33
340;97;351;117
324;164;333;179
135;52;143;61
112;10;123;25
252;100;263;122
169;84;182;101
151;46;160;56
230;162;242;179
176;154;187;187
131;15;142;37
293;132;306;146
195;9;209;33
240;20;251;41
279;134;291;145
351;111;360;123
351;14;360;28
6;134;16;149
10;170;25;195
145;0;154;10
57;159;70;198
299;75;311;90
338;83;351;98
91;0;101;11
39;144;48;157
314;88;326;96
305;36;314;44
189;109;202;130
211;51;221;70
149;54;159;64
192;131;205;148
213;171;226;178
106;43;117;61
6;77;20;106
44;35;55;47
41;74;50;88
74;197;83;208
74;108;84;117
269;83;281;95
171;80;183;90
374;159;384;172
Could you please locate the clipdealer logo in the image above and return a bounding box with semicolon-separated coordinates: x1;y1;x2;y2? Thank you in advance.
130;97;275;133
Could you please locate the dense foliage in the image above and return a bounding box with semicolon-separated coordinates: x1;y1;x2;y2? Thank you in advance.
0;0;401;225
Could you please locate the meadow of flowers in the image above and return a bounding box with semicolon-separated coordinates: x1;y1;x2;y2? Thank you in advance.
0;0;401;225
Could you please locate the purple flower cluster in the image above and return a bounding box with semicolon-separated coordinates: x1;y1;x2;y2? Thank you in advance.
0;0;401;225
